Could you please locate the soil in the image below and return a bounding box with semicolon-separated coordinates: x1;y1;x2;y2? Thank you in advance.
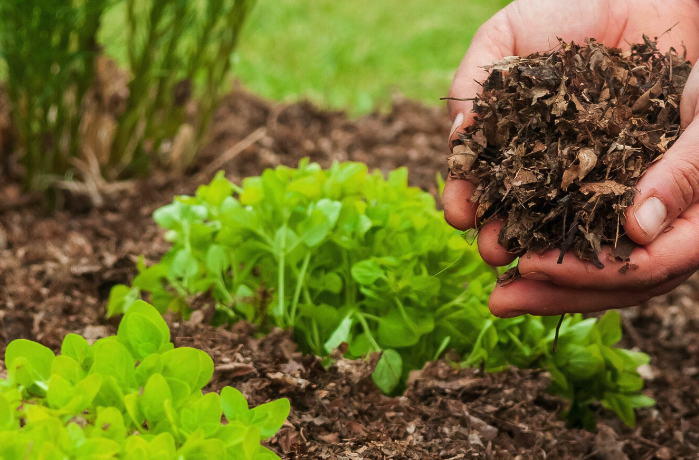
2;90;699;459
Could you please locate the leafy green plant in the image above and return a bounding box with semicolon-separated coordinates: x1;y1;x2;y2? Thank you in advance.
109;160;653;428
0;300;289;459
465;310;655;429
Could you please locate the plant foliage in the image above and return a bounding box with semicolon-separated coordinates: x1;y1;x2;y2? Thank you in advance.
0;0;255;192
0;301;289;459
0;0;109;189
109;0;256;177
109;161;654;428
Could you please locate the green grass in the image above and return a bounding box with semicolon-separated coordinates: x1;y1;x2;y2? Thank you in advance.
100;0;508;116
234;0;508;114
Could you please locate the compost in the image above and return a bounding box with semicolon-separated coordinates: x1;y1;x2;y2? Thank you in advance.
449;38;692;268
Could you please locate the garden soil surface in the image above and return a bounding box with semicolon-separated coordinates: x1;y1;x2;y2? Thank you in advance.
2;90;699;459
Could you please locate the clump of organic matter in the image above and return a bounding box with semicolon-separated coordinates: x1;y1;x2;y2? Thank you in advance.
449;37;692;268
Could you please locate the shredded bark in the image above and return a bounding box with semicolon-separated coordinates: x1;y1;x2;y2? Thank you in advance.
449;37;692;267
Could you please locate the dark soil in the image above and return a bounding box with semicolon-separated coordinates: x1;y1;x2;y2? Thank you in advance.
2;90;699;459
450;38;691;268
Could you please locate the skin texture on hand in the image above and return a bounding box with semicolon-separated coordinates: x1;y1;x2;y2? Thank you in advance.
444;0;699;317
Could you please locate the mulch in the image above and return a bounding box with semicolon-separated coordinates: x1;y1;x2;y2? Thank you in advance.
1;90;699;459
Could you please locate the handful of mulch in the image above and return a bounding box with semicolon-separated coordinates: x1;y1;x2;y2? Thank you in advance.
449;37;692;269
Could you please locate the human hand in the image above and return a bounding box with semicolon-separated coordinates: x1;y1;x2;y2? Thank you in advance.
443;0;699;317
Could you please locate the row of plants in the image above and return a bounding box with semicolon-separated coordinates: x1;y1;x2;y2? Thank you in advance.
0;301;289;459
108;160;654;429
0;0;254;193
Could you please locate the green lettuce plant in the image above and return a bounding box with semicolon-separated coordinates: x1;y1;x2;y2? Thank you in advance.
108;160;653;428
0;301;289;459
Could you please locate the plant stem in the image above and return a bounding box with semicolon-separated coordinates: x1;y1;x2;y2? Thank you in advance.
289;251;311;326
276;225;287;326
355;314;381;352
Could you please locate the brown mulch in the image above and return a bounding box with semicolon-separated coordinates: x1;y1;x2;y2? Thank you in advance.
450;38;689;266
1;90;699;459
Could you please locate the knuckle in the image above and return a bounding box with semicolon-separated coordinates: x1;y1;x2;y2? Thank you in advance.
642;259;685;288
646;264;672;286
668;158;699;211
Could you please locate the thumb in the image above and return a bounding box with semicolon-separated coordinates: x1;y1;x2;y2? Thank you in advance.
626;65;699;244
447;8;514;147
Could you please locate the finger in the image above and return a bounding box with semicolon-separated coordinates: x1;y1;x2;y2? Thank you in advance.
518;205;699;289
488;275;689;318
447;8;515;144
477;220;518;267
442;177;478;230
625;65;699;244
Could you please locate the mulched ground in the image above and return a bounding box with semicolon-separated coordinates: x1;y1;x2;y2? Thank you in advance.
2;90;699;459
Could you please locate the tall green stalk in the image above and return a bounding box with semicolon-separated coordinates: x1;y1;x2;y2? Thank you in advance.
0;0;108;190
108;0;256;178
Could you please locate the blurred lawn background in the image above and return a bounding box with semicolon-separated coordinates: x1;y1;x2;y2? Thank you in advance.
100;0;510;116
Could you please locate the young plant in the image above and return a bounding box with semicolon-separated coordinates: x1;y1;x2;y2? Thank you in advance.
0;301;289;459
109;160;653;428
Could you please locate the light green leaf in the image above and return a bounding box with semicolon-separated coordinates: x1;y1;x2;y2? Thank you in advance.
142;373;172;423
324;314;354;353
5;340;55;390
596;311;622;346
248;398;291;439
372;349;403;394
60;334;92;369
377;309;434;348
351;259;385;285
160;348;214;393
220;386;249;421
206;244;230;274
106;284;141;318
169;249;199;280
117;301;172;360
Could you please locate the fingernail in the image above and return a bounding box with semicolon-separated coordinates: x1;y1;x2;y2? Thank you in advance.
503;310;527;318
521;271;552;282
633;196;667;239
449;112;464;140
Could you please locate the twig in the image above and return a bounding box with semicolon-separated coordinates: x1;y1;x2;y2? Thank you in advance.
552;314;565;354
192;126;267;183
439;97;477;102
557;214;581;264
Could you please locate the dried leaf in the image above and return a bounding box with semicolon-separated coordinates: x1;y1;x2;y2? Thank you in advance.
577;148;598;180
448;144;479;175
484;56;524;71
579;181;629;196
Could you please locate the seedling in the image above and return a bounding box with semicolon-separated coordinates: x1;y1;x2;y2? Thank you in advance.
0;301;289;459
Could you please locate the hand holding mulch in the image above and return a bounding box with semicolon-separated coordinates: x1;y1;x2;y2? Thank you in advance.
441;0;699;317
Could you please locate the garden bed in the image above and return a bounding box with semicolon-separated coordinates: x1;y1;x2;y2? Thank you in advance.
1;91;699;459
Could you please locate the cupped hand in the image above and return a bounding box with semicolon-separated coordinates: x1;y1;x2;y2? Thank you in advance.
443;0;699;317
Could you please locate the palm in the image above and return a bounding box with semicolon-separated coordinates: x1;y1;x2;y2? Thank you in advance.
497;0;699;59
